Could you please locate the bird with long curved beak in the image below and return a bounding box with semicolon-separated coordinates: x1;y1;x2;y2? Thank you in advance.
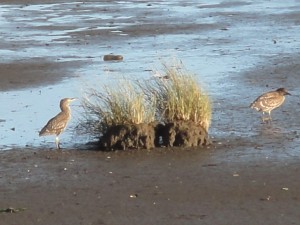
39;98;77;149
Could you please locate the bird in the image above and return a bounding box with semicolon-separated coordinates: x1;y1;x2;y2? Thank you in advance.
250;88;291;122
39;98;77;149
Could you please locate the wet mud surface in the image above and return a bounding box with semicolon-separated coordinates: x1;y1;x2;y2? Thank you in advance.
1;148;300;225
1;0;300;224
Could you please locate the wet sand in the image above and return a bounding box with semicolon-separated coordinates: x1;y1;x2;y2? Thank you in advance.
1;146;300;225
0;59;84;91
1;0;300;224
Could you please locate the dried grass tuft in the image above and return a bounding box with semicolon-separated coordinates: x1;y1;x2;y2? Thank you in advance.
79;60;212;141
142;61;212;131
80;80;156;136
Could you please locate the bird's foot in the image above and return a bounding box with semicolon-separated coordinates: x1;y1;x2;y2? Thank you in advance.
55;142;62;150
56;143;62;150
261;116;272;124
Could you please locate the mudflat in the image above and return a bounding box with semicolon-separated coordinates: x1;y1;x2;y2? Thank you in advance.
1;0;300;225
1;146;300;225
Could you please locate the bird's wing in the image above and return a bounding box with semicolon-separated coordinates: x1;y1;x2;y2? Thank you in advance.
253;91;275;103
252;91;284;108
263;96;284;108
251;91;276;108
260;91;279;99
39;113;68;136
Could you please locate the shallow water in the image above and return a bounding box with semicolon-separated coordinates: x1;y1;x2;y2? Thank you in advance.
0;0;300;151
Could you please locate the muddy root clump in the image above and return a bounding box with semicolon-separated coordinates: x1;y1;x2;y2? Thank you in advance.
100;122;160;150
99;121;210;150
162;120;210;147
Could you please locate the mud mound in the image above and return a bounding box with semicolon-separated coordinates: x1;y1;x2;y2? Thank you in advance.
100;122;158;150
162;121;210;147
99;121;210;150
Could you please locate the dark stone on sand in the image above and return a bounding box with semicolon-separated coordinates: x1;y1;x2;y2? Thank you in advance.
103;54;124;61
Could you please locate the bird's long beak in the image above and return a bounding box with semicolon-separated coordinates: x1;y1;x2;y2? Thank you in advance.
285;92;291;96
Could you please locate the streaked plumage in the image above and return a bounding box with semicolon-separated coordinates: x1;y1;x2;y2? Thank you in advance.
250;88;290;121
39;98;76;149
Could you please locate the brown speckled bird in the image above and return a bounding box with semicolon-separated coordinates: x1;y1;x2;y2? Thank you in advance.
39;98;77;149
250;88;291;121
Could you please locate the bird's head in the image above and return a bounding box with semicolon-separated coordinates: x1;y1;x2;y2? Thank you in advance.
60;98;77;109
276;88;291;96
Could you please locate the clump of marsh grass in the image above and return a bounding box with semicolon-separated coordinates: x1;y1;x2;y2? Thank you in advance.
78;60;212;150
81;80;157;137
143;61;212;131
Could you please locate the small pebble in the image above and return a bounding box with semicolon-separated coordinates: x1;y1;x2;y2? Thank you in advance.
129;194;138;198
103;54;123;61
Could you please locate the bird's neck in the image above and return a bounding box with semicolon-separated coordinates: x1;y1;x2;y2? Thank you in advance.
60;104;71;114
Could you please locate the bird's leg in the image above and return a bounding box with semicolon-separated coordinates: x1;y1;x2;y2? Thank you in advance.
55;136;61;149
268;111;272;121
261;112;267;122
261;112;271;123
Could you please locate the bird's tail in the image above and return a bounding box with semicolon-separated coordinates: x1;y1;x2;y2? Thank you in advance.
249;102;255;108
39;127;49;136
